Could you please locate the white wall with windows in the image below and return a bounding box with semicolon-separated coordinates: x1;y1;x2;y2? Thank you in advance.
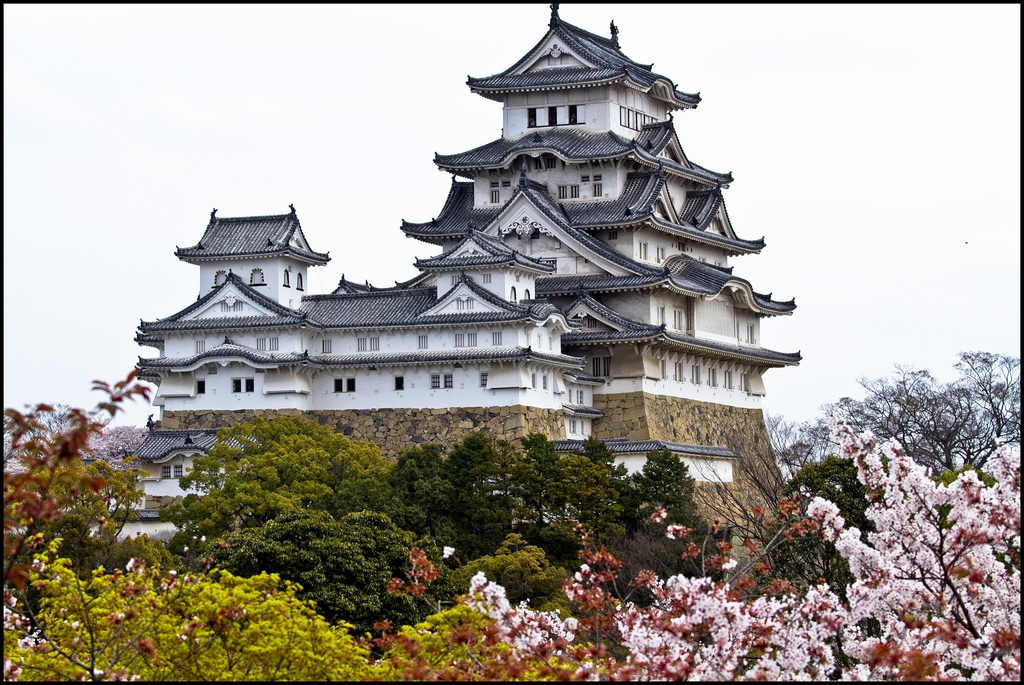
197;256;309;308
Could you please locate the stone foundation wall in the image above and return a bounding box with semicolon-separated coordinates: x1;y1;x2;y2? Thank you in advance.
159;406;566;459
592;392;772;454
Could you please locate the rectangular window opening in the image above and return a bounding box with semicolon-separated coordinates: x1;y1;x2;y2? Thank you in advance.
196;380;206;395
444;373;453;389
431;374;441;389
394;376;404;391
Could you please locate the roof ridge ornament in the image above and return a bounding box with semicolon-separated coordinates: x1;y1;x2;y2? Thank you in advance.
610;20;619;48
549;3;559;27
210;208;217;222
288;203;296;215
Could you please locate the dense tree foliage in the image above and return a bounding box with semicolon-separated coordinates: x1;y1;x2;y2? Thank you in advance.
162;417;391;547
6;363;1019;680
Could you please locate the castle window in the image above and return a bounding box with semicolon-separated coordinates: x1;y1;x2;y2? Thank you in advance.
568;104;579;124
334;377;356;392
639;243;649;260
531;373;537;388
673;309;684;330
346;378;356;392
656;246;665;263
233;378;254;393
250;268;265;286
608;230;617;240
542;375;548;390
418;335;428;349
490;180;499;188
334;378;344;392
724;370;733;389
196;380;206;394
581;174;590;183
592;356;611;377
357;337;367;351
162;465;171;479
533;157;543;170
283;270;290;287
674;362;683;381
570;419;577;433
370;337;379;351
269;337;278;351
394;376;404;391
509;286;517;303
174;465;183;478
548;106;558;126
214;270;228;287
492;331;502;346
195;340;205;354
431;374;440;389
467;332;477;346
455;334;466;347
490;189;500;203
502;180;511;188
691;365;701;385
527;107;537;128
577;390;584;404
257;338;267;351
746;324;757;345
480;372;488;387
322;339;332;354
708;368;718;387
444;373;453;389
660;359;667;378
297;273;303;291
593;174;603;197
524;289;531;300
658;306;666;325
482;273;491;284
544;156;557;169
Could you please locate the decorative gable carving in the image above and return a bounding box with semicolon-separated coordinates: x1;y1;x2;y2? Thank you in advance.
502;214;549;238
519;36;593;73
420;282;505;317
188;285;273;320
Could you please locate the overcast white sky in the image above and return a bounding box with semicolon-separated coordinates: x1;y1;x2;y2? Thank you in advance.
4;4;1020;430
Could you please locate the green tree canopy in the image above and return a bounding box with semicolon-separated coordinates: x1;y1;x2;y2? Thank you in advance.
163;417;392;546
214;509;458;633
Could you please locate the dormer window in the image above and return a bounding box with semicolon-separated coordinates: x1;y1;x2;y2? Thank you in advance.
250;268;265;286
283;270;290;287
296;273;303;291
214;270;228;287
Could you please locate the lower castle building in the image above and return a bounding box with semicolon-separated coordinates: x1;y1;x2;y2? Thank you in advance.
134;7;799;518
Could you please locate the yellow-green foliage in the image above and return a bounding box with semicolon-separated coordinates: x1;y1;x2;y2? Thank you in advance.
5;544;368;681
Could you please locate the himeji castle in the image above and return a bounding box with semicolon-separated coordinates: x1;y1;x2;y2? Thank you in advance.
133;5;799;518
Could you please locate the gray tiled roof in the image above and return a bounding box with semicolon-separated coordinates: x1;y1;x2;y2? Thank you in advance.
175;208;329;265
139;272;309;333
561;403;604;417
555;437;737;458
560;292;799;365
564;371;607;385
415;230;555;273
140;343;309;370
468;16;699;109
303;276;564;330
136;429;219;461
435;128;633;169
401;182;501;241
313;346;584;369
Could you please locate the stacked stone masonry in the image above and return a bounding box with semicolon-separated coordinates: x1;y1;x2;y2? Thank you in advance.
159;406;566;459
592;392;772;454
